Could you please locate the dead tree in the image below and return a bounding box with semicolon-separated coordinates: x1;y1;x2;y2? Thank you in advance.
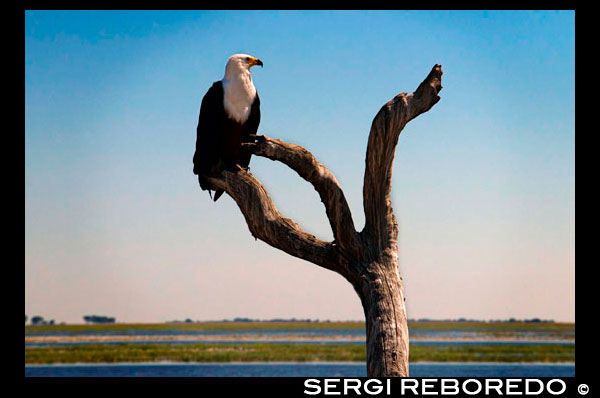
206;64;443;377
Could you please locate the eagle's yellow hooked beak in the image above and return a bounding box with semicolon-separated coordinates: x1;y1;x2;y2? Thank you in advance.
248;57;263;68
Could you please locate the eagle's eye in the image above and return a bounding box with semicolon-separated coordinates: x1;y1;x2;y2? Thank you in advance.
246;57;251;62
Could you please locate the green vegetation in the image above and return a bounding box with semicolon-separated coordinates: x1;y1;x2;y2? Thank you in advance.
409;321;574;340
25;321;575;343
408;321;574;330
408;344;574;363
25;342;574;365
25;343;364;364
24;321;575;365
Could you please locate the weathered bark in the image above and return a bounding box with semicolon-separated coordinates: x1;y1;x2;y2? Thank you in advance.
204;64;443;376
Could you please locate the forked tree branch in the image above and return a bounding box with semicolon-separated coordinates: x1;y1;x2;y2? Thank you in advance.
243;136;362;257
362;64;443;251
208;64;443;275
202;64;443;378
207;172;344;274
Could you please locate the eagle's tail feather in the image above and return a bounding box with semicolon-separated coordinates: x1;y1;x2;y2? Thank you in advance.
213;189;225;202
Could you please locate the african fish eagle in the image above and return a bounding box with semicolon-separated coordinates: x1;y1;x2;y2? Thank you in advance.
193;54;263;201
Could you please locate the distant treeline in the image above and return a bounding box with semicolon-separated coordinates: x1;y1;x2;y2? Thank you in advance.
83;315;116;324
27;315;55;325
167;317;556;324
228;317;318;323
26;314;116;325
409;318;555;323
25;314;556;325
168;317;322;324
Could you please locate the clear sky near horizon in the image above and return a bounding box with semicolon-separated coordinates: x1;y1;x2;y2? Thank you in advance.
25;10;575;324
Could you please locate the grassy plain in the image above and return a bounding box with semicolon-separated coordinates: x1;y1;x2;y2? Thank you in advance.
25;342;574;364
25;321;574;365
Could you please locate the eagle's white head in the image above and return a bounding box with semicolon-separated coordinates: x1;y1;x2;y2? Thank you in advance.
222;54;263;123
224;54;263;79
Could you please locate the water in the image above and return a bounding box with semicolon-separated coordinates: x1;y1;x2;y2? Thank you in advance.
25;362;574;377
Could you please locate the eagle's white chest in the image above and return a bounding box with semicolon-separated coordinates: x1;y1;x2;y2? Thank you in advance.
222;76;256;124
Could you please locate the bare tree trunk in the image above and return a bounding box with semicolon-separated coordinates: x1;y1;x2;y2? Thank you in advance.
350;253;409;376
205;64;443;376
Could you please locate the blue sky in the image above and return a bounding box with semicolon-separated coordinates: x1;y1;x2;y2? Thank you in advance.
25;10;574;323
